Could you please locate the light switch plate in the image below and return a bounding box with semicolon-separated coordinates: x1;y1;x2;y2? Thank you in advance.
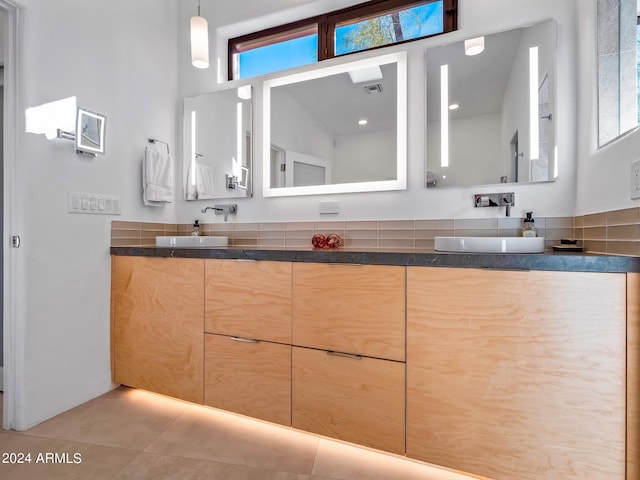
319;201;340;214
68;192;121;215
631;159;640;200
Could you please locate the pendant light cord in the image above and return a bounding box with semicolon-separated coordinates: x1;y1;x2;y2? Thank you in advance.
197;0;201;16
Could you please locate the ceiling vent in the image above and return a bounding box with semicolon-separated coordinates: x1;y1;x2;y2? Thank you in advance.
363;83;383;94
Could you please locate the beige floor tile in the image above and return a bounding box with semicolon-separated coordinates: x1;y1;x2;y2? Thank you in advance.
17;387;188;450
311;439;483;480
145;404;318;474
114;452;310;480
0;432;138;480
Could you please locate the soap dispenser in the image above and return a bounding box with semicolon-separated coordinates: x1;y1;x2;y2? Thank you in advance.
191;220;200;236
522;212;537;237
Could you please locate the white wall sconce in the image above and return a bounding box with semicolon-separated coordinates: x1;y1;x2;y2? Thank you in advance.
464;36;485;56
191;0;209;69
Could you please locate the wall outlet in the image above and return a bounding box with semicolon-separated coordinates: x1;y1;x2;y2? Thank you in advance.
632;160;640;200
319;201;340;214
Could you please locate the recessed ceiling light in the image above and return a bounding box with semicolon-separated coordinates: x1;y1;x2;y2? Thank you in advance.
358;119;368;125
449;103;460;110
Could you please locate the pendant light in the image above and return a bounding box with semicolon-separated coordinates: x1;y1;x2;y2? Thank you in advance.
191;0;209;69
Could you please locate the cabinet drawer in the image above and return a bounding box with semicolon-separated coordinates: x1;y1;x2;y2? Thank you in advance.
292;263;405;361
292;346;405;454
205;259;292;343
112;256;204;404
205;334;291;426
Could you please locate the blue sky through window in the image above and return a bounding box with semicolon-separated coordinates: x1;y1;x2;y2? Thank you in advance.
238;34;318;78
335;1;443;55
235;1;444;79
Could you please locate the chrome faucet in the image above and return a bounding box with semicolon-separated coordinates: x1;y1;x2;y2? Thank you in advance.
201;204;237;222
474;192;515;217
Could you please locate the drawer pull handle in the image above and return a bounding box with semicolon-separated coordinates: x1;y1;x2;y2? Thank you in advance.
327;350;362;360
230;336;259;344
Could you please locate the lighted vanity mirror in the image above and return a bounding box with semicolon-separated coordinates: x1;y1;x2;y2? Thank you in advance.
425;20;557;188
183;85;253;200
263;52;407;197
76;108;106;155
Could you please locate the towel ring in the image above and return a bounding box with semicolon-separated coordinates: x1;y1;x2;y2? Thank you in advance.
148;138;170;154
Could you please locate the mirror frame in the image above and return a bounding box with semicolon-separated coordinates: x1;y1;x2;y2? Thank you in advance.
262;51;407;197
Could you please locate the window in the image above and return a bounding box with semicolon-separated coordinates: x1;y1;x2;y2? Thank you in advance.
231;23;319;80
596;0;639;146
229;0;457;80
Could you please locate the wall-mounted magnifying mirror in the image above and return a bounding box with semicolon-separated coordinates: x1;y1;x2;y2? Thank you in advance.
425;20;557;188
76;108;106;156
183;85;253;200
263;52;407;197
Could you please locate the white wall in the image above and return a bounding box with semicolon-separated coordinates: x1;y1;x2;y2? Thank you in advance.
11;0;178;429
176;0;579;222
575;0;640;215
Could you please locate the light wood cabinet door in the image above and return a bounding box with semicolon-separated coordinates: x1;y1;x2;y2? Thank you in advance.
205;260;292;344
292;346;405;454
205;334;291;426
112;256;204;404
628;273;640;480
292;263;405;361
406;267;627;480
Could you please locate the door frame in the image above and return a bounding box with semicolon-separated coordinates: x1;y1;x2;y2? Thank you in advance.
1;0;22;430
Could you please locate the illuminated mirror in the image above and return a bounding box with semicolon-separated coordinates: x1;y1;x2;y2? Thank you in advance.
76;108;106;155
263;52;407;197
183;85;253;200
426;20;557;187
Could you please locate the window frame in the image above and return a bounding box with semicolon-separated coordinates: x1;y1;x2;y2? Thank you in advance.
228;0;457;80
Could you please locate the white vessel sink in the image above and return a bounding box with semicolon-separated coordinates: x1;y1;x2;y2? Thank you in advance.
156;236;228;248
434;236;545;254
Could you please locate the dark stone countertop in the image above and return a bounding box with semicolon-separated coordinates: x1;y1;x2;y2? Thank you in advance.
110;246;640;273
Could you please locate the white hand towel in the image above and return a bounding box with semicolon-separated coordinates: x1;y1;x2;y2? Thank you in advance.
196;163;215;199
186;161;198;200
143;146;173;204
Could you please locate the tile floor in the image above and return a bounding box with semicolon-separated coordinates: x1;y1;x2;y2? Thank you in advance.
0;387;486;480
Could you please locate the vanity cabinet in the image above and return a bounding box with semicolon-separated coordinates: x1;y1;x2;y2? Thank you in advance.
111;256;204;404
111;254;637;480
406;267;627;480
203;259;293;425
291;263;406;453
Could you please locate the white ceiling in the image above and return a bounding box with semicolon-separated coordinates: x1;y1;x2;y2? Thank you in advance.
278;62;398;137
